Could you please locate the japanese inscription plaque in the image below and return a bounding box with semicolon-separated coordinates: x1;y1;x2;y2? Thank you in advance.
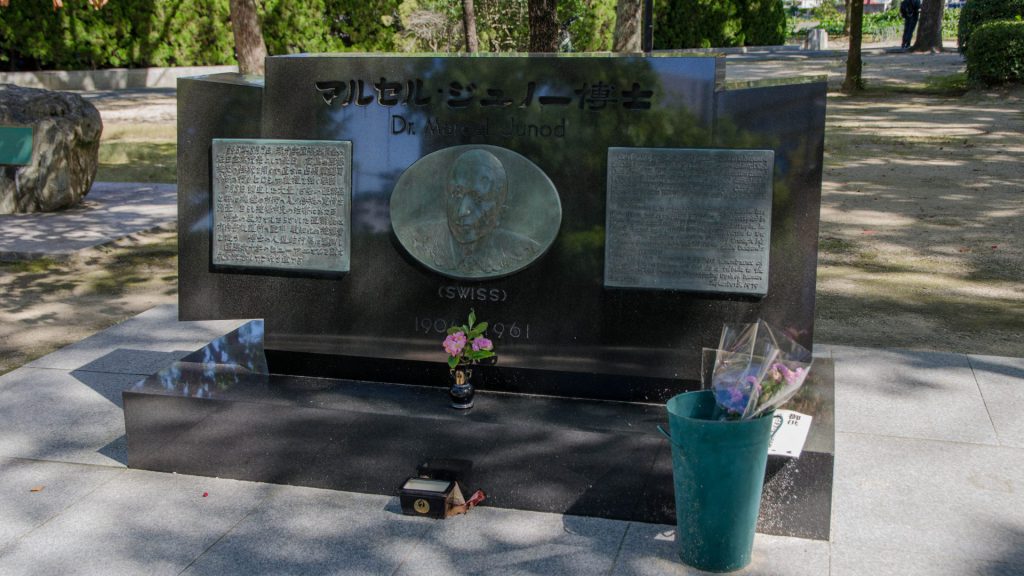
211;139;352;274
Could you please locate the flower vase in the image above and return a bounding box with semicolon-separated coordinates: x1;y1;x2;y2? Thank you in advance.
449;366;475;409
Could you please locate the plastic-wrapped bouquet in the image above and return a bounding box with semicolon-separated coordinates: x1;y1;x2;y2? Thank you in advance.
708;320;813;420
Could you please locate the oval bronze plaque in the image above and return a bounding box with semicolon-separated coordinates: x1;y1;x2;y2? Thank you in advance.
390;145;562;280
413;498;430;514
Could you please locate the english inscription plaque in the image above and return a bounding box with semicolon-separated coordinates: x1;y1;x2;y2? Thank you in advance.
605;148;774;295
212;139;352;273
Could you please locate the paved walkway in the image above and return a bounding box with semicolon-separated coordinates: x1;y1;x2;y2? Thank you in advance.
0;182;176;261
0;306;1021;575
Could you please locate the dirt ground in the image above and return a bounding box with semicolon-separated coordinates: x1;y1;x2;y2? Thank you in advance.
1;51;1021;376
817;87;1024;356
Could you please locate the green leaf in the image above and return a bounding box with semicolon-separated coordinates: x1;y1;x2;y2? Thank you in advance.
474;321;488;333
448;357;458;370
446;326;462;335
468;309;476;328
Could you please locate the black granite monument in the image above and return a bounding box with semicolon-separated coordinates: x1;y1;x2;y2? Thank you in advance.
125;54;832;538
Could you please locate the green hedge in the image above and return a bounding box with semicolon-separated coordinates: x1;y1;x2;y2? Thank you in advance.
0;0;399;70
655;0;745;49
653;0;786;49
958;0;1024;53
740;0;786;46
966;19;1024;85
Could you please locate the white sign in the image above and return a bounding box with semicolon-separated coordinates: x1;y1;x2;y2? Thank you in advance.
768;410;813;458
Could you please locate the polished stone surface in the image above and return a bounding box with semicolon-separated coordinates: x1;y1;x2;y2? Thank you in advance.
123;322;835;537
177;57;826;400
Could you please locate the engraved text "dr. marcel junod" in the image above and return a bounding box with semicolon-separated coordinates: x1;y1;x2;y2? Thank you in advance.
391;115;566;139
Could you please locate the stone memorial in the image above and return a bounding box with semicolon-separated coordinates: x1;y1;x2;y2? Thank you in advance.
125;55;832;538
0;84;102;214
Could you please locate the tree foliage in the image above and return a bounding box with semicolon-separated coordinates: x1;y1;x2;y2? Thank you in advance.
0;0;401;70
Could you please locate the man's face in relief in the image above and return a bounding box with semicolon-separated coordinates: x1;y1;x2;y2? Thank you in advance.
446;150;508;245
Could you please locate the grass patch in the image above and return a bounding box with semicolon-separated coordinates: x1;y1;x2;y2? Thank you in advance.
924;72;969;94
819;236;857;254
97;122;177;183
0;257;62;273
97;141;176;183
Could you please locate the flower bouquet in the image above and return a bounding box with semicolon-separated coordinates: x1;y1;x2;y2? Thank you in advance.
442;309;495;409
443;309;495;370
708;320;813;420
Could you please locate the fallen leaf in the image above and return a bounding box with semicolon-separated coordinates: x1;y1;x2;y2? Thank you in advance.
29;486;44;492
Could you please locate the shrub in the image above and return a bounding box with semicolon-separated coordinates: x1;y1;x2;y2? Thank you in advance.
966;19;1024;86
654;0;745;49
740;0;786;46
958;0;1024;53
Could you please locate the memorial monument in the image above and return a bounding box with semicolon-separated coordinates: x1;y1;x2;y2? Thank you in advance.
125;54;833;538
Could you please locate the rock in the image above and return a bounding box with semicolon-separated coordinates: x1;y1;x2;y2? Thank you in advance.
0;84;103;214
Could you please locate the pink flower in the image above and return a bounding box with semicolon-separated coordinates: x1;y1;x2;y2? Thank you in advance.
779;364;804;386
443;332;466;356
471;337;493;351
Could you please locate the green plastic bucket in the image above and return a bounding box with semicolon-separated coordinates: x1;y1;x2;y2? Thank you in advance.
662;390;774;573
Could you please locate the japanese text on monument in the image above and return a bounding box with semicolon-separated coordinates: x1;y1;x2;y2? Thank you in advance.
212;139;352;273
605;148;773;295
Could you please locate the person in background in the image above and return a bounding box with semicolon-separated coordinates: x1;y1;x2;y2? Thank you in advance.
900;0;922;50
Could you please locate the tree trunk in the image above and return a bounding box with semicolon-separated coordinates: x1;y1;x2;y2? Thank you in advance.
841;0;864;92
229;0;268;76
911;0;944;53
462;0;480;53
528;0;559;52
843;0;852;36
613;0;643;52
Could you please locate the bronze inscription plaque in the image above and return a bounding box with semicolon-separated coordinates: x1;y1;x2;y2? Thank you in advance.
212;139;352;273
605;148;773;295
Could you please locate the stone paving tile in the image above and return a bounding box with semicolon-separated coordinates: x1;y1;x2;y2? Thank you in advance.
0;458;123;555
831;431;1024;574
0;367;140;466
831;346;998;445
394;506;627;576
610;522;830;576
0;469;271;576
969;355;1024;449
26;305;247;373
182;486;432;576
831;545;1024;576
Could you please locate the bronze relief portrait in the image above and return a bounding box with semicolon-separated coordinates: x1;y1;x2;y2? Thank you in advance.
390;145;562;280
